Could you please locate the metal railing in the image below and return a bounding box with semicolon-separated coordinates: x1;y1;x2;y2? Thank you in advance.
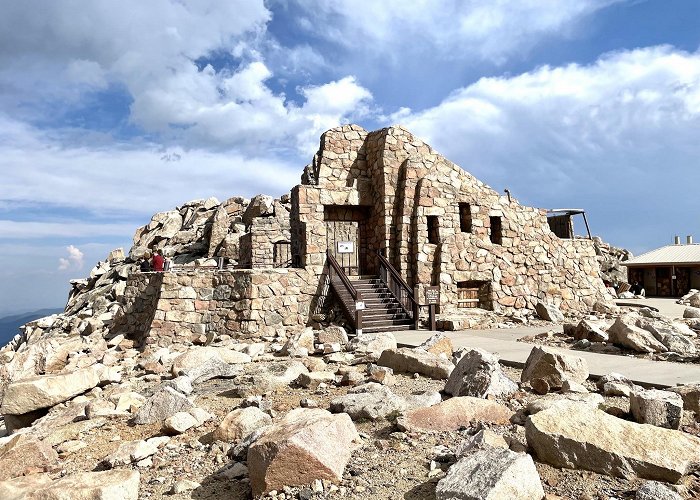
326;249;363;333
377;250;419;330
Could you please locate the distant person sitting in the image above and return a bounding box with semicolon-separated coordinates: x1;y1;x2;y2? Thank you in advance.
630;281;646;298
151;250;165;272
139;256;151;272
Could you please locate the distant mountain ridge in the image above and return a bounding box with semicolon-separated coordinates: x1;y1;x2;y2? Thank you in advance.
0;308;63;348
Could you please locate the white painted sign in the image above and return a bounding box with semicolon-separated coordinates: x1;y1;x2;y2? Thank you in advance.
337;241;354;253
355;301;366;310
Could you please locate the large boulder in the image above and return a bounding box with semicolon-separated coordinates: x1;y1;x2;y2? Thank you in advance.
636;481;683;500
0;469;140;500
280;328;315;357
132;387;194;425
330;383;441;421
597;372;642;397
347;332;397;360
417;332;453;358
1;364;105;417
444;348;517;398
213;407;272;442
317;326;349;346
397;397;513;433
570;319;609;342
242;194;275;225
247;408;358;497
607;317;667;353
0;434;58;481
668;384;700;413
436;447;544;500
230;361;308;397
103;437;170;467
526;403;700;482
630;389;684;429
526;392;603;415
170;347;250;383
683;307;700;319
535;302;565;322
521;346;588;391
376;347;454;379
207;205;229;257
636;319;697;356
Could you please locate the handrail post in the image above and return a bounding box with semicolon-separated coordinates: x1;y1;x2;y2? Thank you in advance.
355;289;363;335
413;285;420;330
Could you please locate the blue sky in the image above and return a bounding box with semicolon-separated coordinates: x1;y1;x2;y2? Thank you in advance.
1;0;699;315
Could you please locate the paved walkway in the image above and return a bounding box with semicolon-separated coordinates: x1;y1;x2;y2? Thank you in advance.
397;326;700;388
614;297;686;319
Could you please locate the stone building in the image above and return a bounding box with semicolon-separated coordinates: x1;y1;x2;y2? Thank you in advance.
622;236;700;297
118;124;608;340
289;125;605;314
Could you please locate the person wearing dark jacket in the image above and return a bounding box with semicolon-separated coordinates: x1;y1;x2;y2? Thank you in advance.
139;257;151;272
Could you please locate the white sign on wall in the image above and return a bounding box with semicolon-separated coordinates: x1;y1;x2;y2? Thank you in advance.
337;241;354;254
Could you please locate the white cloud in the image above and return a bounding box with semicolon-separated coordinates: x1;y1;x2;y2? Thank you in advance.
0;115;302;217
0;1;373;154
58;245;83;270
291;0;621;64
0;220;137;239
386;46;700;250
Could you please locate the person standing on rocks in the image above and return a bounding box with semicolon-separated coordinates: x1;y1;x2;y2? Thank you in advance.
139;255;151;272
151;249;164;272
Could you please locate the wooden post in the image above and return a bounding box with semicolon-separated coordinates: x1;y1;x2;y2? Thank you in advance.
429;304;436;331
355;289;363;335
413;285;420;330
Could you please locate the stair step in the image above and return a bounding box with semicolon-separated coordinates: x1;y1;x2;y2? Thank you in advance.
363;324;414;334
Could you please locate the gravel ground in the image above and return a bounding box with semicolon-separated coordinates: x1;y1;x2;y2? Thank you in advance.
45;358;700;499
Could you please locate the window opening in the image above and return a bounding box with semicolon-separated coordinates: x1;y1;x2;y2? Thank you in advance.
459;203;472;233
489;216;502;245
427;216;439;244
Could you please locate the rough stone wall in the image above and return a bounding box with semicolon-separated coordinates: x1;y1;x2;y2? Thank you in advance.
295;124;607;315
113;269;322;348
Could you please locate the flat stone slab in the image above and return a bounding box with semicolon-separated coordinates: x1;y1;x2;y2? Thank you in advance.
526;403;700;482
397;396;513;432
377;347;453;379
329;383;441;421
1;364;104;416
0;469;140;499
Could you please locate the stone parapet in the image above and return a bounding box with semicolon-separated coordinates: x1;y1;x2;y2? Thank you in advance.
114;268;322;347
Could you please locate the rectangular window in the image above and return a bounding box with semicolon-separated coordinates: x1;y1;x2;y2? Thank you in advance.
489;216;502;245
459;203;472;233
427;216;439;244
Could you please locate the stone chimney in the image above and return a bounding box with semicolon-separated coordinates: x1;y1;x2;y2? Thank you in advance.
674;235;681;245
688;235;694;245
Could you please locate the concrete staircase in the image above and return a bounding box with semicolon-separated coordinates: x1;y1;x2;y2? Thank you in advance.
349;276;414;334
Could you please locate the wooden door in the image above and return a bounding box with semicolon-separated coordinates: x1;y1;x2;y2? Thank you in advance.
326;220;360;275
656;267;671;297
675;267;691;297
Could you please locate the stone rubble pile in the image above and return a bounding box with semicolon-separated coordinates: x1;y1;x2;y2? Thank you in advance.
0;313;697;499
1;126;699;498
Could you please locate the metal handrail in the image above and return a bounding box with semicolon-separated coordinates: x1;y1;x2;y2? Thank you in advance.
377;250;419;329
326;249;363;332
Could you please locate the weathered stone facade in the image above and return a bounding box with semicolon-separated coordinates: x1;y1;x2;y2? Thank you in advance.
112;124;608;342
292;125;606;315
115;268;322;346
